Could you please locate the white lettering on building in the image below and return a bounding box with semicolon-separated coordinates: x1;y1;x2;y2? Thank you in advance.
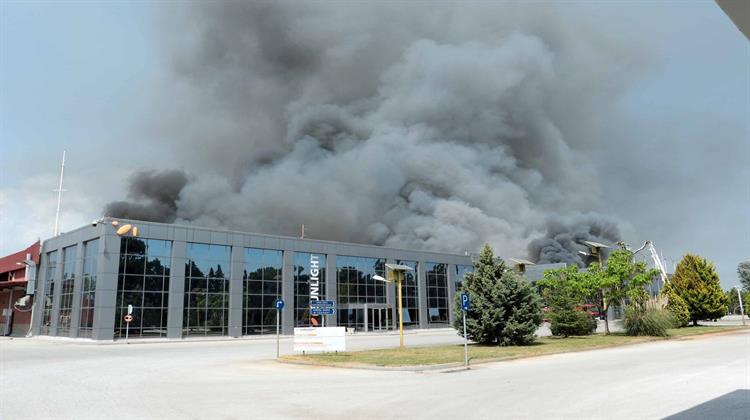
309;255;320;302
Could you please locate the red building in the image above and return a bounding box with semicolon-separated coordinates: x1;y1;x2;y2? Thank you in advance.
0;241;40;336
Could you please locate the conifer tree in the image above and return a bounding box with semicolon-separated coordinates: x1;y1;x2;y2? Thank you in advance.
452;244;543;345
664;254;727;326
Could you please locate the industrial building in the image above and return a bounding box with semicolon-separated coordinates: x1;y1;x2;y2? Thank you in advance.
0;241;39;336
30;218;481;340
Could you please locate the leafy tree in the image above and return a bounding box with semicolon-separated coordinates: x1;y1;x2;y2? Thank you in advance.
583;250;659;334
664;254;727;326
725;288;749;316
738;261;750;292
452;245;543;345
537;266;596;337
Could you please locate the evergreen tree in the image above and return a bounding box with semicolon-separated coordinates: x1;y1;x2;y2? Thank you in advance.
664;254;727;326
663;287;690;327
452;245;543;345
738;261;750;292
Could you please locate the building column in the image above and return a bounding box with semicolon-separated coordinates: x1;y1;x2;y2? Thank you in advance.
228;245;244;338
68;241;85;338
166;241;186;339
281;249;295;335
325;254;337;327
447;263;456;325
92;234;120;341
49;248;64;336
417;261;428;329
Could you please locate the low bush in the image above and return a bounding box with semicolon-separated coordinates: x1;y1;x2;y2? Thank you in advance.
548;308;597;337
624;297;674;337
664;290;690;328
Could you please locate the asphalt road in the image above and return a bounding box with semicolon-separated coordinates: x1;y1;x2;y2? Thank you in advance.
2;328;748;419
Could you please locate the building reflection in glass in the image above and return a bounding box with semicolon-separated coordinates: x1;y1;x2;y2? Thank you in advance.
78;239;98;338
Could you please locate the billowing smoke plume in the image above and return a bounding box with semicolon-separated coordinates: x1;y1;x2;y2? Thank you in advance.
107;2;647;260
105;170;187;223
527;215;621;267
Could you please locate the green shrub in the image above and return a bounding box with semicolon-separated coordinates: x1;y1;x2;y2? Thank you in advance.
548;308;597;337
624;297;673;337
664;290;690;328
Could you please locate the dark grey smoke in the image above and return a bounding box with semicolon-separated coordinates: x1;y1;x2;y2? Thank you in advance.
527;215;621;267
105;2;652;257
104;170;188;223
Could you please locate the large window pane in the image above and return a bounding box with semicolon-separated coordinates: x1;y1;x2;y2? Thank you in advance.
242;248;283;335
183;243;230;337
114;237;172;339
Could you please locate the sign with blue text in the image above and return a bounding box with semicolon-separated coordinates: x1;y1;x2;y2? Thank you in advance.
310;300;335;308
275;298;285;310
461;293;470;311
311;308;335;316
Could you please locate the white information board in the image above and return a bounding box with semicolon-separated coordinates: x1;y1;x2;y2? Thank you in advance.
293;327;346;352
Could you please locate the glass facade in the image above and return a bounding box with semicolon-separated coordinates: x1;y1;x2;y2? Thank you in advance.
78;239;98;338
396;260;419;328
336;256;387;329
183;243;230;336
242;248;283;335
39;226;472;339
294;252;326;327
57;246;77;336
426;262;449;324
115;237;172;338
455;265;474;291
40;250;58;335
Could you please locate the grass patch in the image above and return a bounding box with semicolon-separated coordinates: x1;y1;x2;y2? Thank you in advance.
281;325;747;368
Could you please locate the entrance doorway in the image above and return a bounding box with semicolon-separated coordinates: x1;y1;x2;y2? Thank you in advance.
338;303;392;332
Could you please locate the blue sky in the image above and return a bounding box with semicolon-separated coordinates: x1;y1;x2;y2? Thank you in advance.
1;1;747;288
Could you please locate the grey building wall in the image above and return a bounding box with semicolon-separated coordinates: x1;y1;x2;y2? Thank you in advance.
33;218;473;340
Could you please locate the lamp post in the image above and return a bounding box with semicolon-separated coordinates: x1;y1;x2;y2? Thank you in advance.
732;286;746;326
16;257;37;337
374;263;414;349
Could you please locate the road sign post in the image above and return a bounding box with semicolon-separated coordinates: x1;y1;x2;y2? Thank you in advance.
125;304;134;344
310;301;335;327
275;298;285;358
461;293;470;367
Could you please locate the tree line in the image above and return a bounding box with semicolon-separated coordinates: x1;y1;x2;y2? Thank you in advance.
453;244;739;345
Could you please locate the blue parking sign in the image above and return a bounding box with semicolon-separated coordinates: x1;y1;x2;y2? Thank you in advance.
461;293;470;311
275;298;285;310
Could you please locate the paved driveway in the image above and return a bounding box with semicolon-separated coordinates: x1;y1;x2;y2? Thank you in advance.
1;329;748;419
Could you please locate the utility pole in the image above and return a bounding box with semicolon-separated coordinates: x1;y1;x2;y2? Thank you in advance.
53;150;67;236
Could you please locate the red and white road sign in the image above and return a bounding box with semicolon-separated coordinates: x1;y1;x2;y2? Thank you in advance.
124;314;134;323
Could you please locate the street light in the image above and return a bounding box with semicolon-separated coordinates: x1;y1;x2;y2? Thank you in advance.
732;286;746;326
373;263;414;349
16;257;37;337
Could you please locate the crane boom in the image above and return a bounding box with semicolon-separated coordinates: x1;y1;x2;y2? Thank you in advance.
648;242;669;285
